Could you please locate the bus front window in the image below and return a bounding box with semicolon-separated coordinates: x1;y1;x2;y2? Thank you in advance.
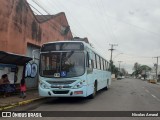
40;52;85;78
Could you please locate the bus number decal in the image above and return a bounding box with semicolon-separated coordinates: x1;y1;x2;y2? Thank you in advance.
54;73;60;78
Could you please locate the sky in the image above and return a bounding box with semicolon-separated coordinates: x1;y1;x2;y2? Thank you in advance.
27;0;160;73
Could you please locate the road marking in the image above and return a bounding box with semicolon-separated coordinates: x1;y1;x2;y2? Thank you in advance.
143;87;160;102
145;89;150;93
151;94;160;102
0;98;42;110
151;94;156;98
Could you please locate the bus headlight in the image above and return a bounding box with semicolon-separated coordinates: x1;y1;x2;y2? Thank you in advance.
40;82;50;89
73;81;84;89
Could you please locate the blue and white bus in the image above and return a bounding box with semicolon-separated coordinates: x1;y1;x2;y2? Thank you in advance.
39;41;111;98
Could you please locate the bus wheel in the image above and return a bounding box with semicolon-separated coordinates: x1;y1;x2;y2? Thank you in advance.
104;80;108;90
89;82;97;99
104;85;108;90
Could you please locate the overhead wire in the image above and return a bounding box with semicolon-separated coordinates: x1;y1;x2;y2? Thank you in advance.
100;8;160;38
98;0;118;42
29;0;158;65
31;0;78;37
30;0;110;59
52;0;92;37
87;0;111;43
43;0;111;55
28;3;63;34
115;49;154;59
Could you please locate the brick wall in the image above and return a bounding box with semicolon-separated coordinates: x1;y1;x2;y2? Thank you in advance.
0;0;73;55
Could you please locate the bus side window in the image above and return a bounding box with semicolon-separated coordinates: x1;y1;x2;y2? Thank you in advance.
86;52;91;68
107;62;109;70
93;53;97;69
96;55;100;69
99;57;102;70
101;58;103;70
86;52;89;67
103;59;105;70
86;52;93;68
105;61;107;70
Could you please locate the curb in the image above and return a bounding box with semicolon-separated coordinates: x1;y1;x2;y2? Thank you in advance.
0;97;43;111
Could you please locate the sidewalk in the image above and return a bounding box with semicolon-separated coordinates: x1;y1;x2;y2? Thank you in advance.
0;89;43;110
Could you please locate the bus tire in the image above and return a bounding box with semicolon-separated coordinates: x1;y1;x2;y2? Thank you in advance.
104;79;109;90
104;85;108;90
88;82;97;99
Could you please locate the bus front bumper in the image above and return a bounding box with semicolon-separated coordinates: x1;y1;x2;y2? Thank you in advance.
39;86;87;97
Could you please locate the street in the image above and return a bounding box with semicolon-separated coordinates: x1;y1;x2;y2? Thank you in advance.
1;0;160;120
31;78;160;111
8;78;160;120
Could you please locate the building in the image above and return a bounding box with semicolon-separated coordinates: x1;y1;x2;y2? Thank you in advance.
0;0;73;88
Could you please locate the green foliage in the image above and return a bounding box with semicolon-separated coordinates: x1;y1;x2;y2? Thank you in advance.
132;62;151;78
109;60;120;77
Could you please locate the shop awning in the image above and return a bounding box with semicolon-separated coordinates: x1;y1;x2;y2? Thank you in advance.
0;51;32;66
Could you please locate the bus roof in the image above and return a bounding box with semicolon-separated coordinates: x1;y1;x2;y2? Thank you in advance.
42;40;109;62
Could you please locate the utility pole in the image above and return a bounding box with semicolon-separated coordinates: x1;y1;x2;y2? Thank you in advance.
109;44;118;73
154;56;160;80
118;61;123;72
118;61;123;77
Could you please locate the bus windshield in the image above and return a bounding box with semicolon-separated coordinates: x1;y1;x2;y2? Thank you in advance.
40;51;85;78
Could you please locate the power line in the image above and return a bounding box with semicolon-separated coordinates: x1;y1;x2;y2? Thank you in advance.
43;0;111;54
28;3;61;33
30;0;77;37
32;0;80;37
102;11;160;38
115;50;154;58
88;0;113;42
118;61;123;71
51;0;91;37
99;0;118;42
29;0;111;60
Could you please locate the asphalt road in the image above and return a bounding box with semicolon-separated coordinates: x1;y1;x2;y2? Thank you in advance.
33;78;160;111
4;78;160;120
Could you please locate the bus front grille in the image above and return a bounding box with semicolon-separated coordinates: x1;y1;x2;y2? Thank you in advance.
52;90;69;94
47;80;76;85
51;85;71;88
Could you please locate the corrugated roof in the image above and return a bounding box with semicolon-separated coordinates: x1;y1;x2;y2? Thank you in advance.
0;51;32;66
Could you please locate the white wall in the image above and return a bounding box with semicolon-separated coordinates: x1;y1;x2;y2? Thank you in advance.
0;67;14;84
0;65;24;84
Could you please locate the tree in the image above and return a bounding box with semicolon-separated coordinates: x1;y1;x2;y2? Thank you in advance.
132;62;141;78
109;60;119;78
132;63;151;79
139;65;151;79
121;68;127;76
